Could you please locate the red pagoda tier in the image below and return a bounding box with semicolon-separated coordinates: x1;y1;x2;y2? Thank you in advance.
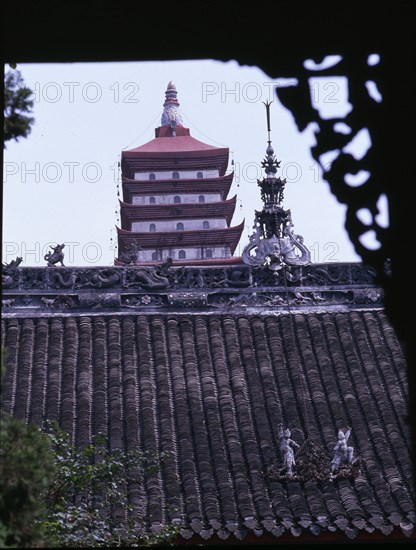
116;81;244;265
119;196;238;227
121;173;234;204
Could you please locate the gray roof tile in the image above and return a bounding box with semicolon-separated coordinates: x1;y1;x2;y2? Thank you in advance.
1;310;414;542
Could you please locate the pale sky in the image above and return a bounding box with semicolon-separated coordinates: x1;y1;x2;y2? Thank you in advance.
3;59;362;266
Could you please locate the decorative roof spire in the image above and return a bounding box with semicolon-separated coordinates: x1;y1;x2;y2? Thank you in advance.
161;81;183;132
242;102;311;271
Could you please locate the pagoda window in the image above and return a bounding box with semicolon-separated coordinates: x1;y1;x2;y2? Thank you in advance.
206;249;213;259
203;220;210;229
199;195;205;203
174;195;181;204
149;173;156;180
152;251;158;260
172;171;180;179
149;223;156;232
178;250;186;259
149;196;156;204
197;171;203;179
176;222;184;231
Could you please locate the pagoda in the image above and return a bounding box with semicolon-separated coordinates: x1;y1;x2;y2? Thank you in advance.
116;81;244;265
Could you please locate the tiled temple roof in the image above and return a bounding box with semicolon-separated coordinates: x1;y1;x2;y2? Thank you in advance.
1;303;414;542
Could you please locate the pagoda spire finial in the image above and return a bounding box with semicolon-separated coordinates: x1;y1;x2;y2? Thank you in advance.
161;80;183;131
242;102;311;271
264;99;272;143
261;100;281;179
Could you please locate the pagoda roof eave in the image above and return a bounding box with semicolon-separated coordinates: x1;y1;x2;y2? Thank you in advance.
122;135;228;156
117;220;245;254
121;172;234;186
122;148;229;159
121;151;229;177
119;195;237;225
122;174;234;202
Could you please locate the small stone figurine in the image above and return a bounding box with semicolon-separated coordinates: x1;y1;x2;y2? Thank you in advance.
44;243;65;267
277;424;300;476
331;428;354;473
119;240;140;264
3;256;23;270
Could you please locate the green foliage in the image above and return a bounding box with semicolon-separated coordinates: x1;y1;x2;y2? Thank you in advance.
39;421;178;547
4;70;35;147
1;349;177;547
0;414;56;548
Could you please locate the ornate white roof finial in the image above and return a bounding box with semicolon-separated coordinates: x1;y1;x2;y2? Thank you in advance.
161;81;183;129
242;101;311;271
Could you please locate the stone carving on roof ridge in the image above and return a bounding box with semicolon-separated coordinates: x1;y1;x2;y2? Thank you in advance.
2;262;379;290
2;256;22;288
49;270;79;288
123;294;165;307
44;243;65;267
3;256;23;270
76;268;122;288
1;263;385;314
125;266;170;289
118;239;141;264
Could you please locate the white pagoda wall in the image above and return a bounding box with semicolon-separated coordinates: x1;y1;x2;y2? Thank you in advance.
140;246;231;262
134;169;219;180
131;218;227;232
132;193;222;205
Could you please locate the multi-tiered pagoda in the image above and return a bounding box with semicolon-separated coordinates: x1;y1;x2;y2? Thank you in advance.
116;82;244;265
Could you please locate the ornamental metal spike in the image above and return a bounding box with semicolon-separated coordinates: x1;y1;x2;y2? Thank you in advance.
264;100;272;141
242;102;311;271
